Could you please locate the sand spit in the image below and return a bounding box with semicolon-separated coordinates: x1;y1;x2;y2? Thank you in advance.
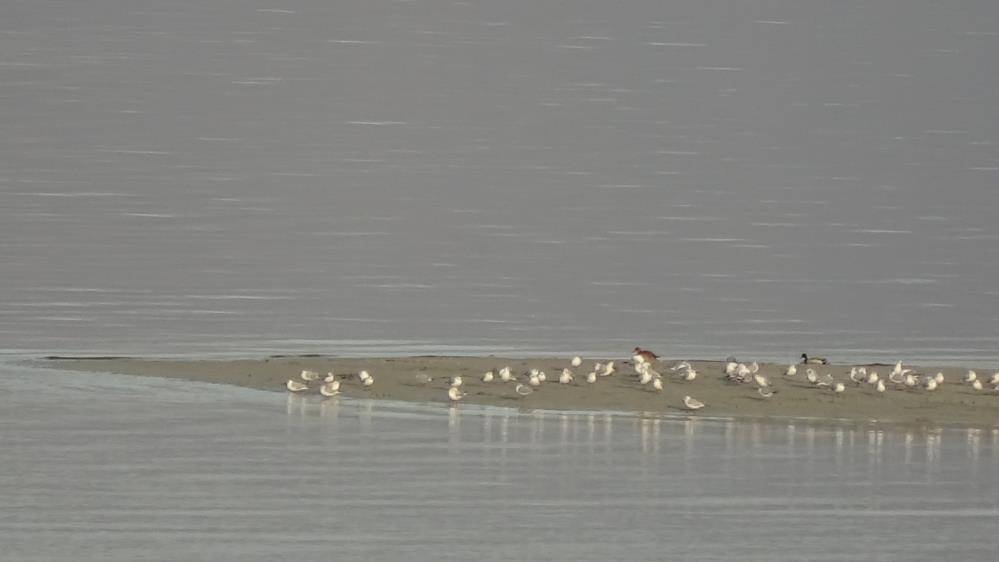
45;355;999;427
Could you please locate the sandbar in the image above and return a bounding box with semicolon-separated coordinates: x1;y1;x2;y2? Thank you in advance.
43;355;999;428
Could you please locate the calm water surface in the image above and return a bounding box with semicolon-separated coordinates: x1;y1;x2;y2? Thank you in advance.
2;361;998;561
2;0;998;363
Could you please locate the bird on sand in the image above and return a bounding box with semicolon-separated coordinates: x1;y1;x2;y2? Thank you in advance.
785;364;797;377
482;371;494;383
758;387;775;398
324;371;337;383
450;376;463;388
891;361;904;378
286;379;308;392
300;369;320;382
448;386;466;402
600;362;616;377
499;366;513;382
414;373;434;385
801;353;828;365
632;347;659;365
571;356;583;367
586;371;597;384
320;380;341;397
559;368;574;384
652;377;663;391
683;395;705;410
833;382;846;394
514;383;533;396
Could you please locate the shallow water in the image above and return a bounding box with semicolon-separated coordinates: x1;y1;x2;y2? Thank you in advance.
2;1;998;363
3;361;998;561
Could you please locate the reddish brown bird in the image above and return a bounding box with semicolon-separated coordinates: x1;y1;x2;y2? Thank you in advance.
633;346;660;364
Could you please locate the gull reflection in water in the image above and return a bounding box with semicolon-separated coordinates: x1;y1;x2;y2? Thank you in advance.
530;411;546;446
587;414;596;453
867;429;884;466
285;392;308;420
639;417;652;455
684;418;697;457
925;429;942;479
448;405;461;449
786;423;796;456
560;413;571;451
358;400;374;434
966;428;981;464
318;395;341;421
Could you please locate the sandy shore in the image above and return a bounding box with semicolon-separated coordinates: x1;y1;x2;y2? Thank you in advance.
45;355;999;427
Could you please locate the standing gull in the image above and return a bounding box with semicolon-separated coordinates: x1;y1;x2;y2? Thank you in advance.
300;370;320;382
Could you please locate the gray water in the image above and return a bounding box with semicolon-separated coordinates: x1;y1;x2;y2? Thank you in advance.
5;4;998;557
2;1;998;362
2;360;998;561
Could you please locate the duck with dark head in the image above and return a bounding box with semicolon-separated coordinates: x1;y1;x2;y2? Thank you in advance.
800;353;828;365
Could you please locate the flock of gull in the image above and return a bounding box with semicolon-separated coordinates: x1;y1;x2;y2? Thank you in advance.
285;346;999;411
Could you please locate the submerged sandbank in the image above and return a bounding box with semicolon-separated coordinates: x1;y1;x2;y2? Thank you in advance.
45;355;999;427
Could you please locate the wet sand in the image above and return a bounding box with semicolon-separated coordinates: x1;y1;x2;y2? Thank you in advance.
45;355;999;427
